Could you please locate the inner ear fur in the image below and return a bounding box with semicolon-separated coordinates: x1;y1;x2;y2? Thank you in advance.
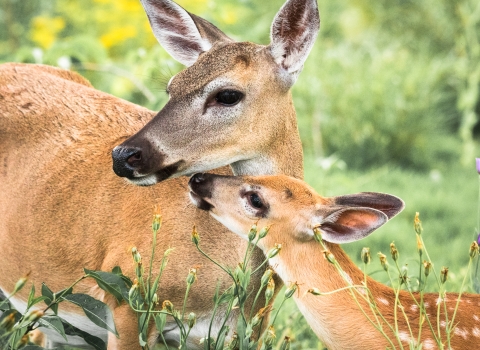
333;192;405;219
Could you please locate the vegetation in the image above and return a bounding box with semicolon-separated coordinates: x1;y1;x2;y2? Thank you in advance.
1;0;480;348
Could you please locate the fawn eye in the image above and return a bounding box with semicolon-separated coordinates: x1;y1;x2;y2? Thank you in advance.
249;193;264;209
215;90;244;106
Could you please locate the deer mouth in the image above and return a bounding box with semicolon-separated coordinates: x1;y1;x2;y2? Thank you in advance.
189;191;214;211
188;173;215;211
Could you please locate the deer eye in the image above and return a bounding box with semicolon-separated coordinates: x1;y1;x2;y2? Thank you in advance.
248;193;264;209
215;90;244;106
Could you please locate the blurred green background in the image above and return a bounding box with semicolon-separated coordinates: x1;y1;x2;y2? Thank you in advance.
1;0;480;348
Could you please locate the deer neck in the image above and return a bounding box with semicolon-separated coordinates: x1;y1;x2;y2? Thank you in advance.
230;103;303;179
269;240;395;350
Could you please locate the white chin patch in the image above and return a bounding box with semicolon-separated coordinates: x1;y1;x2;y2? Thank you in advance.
210;212;248;241
127;174;158;186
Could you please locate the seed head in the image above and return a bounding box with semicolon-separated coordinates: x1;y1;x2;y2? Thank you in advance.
440;266;449;284
186;268;197;285
284;282;298;299
251;306;270;327
378;252;389;271
308;288;322;296
322;250;336;264
265;277;275;305
423;260;432;277
414;212;423;235
152;207;162;232
264;326;276;346
191;226;200;246
248;223;258;242
267;244;282;259
361;247;371;265
162;300;174;313
279;336;291;350
188;312;196;328
390;242;399;262
470;241;479;259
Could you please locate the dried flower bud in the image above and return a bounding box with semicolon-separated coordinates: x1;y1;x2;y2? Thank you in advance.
267;244;282;259
248;223;257;242
308;288;322;296
131;247;141;264
390;242;399;262
188;312;196;328
264;326;276;346
440;266;449;284
279;336;291;350
416;234;423;254
399;265;408;285
17;334;29;347
0;311;17;331
378;252;389;271
261;268;274;287
313;226;323;243
13;272;31;293
258;225;271;239
284;282;298;299
361;247;371;265
414;212;423;235
152;206;162;232
470;241;479;259
162;300;174;313
152;293;158;305
227;333;239;350
191;226;200;246
322;250;336;264
251;306;270;327
186;268;197;285
135;261;143;278
265;278;275;305
423;260;432;277
24;310;43;324
128;282;139;300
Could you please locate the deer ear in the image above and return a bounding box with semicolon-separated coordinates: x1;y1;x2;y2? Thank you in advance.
269;0;320;85
333;192;405;220
140;0;233;67
317;208;388;244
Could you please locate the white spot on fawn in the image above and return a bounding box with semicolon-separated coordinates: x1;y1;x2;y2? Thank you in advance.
398;331;411;343
410;304;418;312
423;338;435;350
474;314;479;321
424;302;430;308
377;297;389;306
440;320;446;328
472;327;480;337
454;327;468;340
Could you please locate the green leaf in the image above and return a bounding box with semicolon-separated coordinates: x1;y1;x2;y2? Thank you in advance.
62;320;107;350
215;326;229;350
27;285;35;309
63;293;118;337
84;268;130;303
41;283;57;314
22;346;47;350
154;313;166;333
37;315;67;341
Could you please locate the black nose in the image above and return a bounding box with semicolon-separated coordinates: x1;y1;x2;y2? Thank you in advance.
112;146;142;178
189;173;213;198
189;173;206;185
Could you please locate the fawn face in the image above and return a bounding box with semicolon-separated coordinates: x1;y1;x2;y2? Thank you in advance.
189;173;404;248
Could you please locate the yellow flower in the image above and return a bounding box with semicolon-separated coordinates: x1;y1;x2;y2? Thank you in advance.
30;16;65;49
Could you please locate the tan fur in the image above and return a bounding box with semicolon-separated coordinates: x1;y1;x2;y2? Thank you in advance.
0;62;301;348
193;174;480;350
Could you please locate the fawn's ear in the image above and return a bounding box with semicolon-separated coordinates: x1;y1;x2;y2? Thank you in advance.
312;193;404;244
269;0;320;85
140;0;233;67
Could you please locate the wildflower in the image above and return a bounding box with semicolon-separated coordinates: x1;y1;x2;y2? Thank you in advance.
251;306;271;327
280;336;291;350
284;282;298;299
152;205;162;232
0;311;17;331
261;268;274;286
378;252;389;271
227;333;239;350
188;312;196;328
265;277;275;305
24;310;43;324
266;244;282;259
470;241;479;259
128;281;139;300
131;247;141;264
186;268;197;285
162;300;174;313
248;222;257;242
423;261;432;277
390;242;399;262
17;334;29;348
13;271;30;293
135;261;143;278
191;226;200;246
440;267;449;284
313;225;323;243
258;225;271;239
152;293;158;305
414;212;423;235
361;247;371;265
308;288;322;296
264;326;276;346
322;250;336;264
416;234;423;254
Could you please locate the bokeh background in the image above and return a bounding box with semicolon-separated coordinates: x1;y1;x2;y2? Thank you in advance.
1;0;480;348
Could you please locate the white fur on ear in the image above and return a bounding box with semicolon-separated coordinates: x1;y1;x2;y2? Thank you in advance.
140;0;213;66
270;0;320;84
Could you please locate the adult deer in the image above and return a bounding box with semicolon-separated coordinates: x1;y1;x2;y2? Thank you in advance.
189;173;480;350
0;0;319;348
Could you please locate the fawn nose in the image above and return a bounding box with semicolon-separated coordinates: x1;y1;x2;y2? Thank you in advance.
112;146;143;178
190;173;206;184
189;173;213;198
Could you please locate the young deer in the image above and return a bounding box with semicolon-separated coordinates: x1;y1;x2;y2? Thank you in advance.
189;173;480;350
0;0;319;348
